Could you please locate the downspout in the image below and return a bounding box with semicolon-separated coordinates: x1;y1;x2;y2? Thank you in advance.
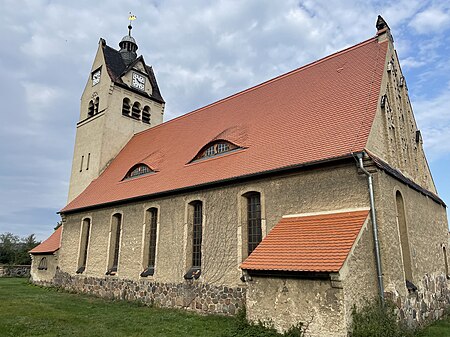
356;152;385;305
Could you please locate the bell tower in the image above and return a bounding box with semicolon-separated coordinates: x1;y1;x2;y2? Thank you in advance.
67;22;165;203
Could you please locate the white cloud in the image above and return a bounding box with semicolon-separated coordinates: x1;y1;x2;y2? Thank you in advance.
1;0;450;238
410;7;450;34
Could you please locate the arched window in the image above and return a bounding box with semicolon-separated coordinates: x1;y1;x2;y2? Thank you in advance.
76;218;91;274
88;100;94;117
106;213;122;275
38;257;47;270
396;190;413;282
124;164;153;180
142;106;151;124
122;98;131;116
193;140;239;161
184;200;203;280
141;208;158;277
93;97;99;114
246;192;262;256
132;101;141;119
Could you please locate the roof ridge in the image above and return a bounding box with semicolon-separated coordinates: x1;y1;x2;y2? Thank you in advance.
133;35;379;138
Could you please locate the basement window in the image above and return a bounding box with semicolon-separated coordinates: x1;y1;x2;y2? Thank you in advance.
123;164;154;180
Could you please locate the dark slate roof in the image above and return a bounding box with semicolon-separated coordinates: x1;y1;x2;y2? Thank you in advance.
367;151;446;207
103;44;165;103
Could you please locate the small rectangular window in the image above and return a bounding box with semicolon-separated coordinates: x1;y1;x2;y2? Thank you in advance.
86;153;90;170
80;155;84;172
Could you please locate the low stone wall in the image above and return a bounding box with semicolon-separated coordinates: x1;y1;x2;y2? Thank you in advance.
0;265;31;277
34;268;245;315
385;273;450;328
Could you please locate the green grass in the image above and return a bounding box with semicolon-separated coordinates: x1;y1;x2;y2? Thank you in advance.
0;278;237;337
417;318;450;337
2;278;449;337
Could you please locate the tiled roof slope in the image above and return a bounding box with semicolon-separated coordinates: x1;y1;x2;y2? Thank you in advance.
240;210;370;272
29;226;62;254
103;44;165;103
62;36;388;212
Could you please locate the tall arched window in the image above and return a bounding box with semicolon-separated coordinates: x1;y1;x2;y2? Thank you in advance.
142;106;151;124
107;213;122;275
396;191;413;282
93;97;99;114
76;218;91;274
184;200;203;280
132;102;141;119
246;192;262;256
122;98;131;116
141;208;158;277
88;100;94;117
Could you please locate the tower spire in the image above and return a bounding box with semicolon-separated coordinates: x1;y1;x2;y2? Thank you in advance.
119;13;138;66
128;12;136;36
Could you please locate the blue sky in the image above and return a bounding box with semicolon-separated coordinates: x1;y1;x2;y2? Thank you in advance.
0;0;449;240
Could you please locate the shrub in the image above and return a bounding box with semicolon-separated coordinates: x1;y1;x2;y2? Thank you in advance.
351;298;414;337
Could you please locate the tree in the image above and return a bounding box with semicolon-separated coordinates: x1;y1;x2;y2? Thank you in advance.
0;233;20;264
0;233;40;265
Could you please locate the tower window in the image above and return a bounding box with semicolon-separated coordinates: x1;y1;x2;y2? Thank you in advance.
142;106;151;124
94;97;99;114
86;153;90;171
124;164;154;180
132;102;141;119
122;98;131;116
80;155;84;172
88;100;94;117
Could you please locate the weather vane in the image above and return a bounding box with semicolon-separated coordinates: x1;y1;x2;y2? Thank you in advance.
128;12;137;36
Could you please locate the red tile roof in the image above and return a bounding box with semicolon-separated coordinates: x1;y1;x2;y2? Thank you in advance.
29;226;62;254
62;35;388;212
240;210;369;272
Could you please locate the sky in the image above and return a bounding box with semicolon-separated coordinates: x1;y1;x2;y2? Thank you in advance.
0;0;449;241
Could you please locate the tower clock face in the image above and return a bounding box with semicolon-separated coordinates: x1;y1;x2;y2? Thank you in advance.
132;72;145;90
92;70;101;86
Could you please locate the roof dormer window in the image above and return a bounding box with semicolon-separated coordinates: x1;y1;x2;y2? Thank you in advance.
124;164;154;180
193;140;239;162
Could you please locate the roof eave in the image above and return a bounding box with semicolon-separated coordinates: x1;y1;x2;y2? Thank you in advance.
60;153;356;214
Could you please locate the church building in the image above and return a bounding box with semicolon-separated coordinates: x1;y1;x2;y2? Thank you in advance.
30;17;450;336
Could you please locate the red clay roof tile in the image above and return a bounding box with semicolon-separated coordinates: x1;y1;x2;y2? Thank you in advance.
240;210;369;272
62;36;387;212
29;226;62;254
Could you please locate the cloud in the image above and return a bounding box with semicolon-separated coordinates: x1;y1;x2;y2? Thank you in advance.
1;0;450;239
413;82;450;159
410;7;450;34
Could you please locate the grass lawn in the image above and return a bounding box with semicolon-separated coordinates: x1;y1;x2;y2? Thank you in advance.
2;278;450;337
0;277;238;337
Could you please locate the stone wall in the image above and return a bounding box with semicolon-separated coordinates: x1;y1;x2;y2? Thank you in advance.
34;268;245;315
0;265;30;277
385;273;450;328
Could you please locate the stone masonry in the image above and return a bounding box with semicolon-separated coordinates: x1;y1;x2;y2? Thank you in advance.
0;265;30;277
34;268;245;315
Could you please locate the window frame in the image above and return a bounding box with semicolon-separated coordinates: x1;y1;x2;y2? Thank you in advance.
76;218;91;274
106;213;122;276
141;207;159;277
